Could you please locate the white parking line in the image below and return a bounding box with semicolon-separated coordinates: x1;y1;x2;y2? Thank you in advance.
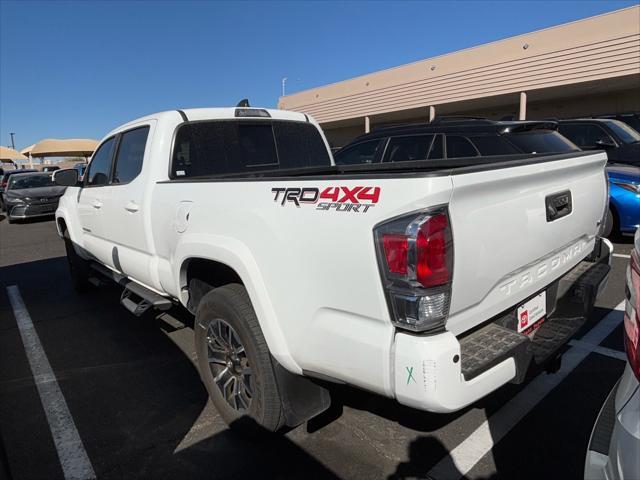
612;253;631;259
428;301;625;480
568;339;627;362
6;285;96;480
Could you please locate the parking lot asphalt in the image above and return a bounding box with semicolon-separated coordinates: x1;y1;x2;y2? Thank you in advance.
0;214;631;480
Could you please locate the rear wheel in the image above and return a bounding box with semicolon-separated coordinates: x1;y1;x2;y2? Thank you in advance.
194;284;285;432
63;231;91;292
602;208;620;239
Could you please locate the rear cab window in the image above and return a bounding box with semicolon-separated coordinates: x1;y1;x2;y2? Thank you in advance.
171;120;330;177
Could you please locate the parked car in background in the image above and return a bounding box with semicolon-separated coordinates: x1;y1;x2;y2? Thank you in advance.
41;165;60;172
601;164;640;237
4;172;66;223
557;119;640;165
584;227;640;480
0;168;37;211
73;162;87;180
557;119;640;237
333;118;579;165
594;113;640;134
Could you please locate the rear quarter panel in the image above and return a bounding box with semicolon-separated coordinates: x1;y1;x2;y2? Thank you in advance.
150;176;452;395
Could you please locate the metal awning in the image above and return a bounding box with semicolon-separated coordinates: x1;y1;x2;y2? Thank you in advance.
0;146;28;163
30;138;98;157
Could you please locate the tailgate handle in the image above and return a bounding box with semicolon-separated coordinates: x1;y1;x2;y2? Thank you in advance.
546;190;572;222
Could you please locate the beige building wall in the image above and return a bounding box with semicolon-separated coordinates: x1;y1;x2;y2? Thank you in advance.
280;6;640;147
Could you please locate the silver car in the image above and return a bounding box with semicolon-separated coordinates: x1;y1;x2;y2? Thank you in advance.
584;229;640;480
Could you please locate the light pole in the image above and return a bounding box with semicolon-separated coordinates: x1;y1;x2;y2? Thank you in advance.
281;77;288;97
9;133;15;150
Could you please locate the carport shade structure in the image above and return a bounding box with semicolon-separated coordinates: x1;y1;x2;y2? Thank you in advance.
0;146;29;163
20;144;35;156
29;138;98;158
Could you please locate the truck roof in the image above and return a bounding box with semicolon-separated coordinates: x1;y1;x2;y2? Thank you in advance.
109;108;311;136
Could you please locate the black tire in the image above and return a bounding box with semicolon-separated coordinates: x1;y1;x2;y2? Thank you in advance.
194;283;285;432
602;208;613;238
7;217;13;224
63;230;91;292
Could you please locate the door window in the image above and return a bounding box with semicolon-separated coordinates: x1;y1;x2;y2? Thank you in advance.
86;137;116;186
428;135;444;159
558;124;613;148
446;135;479;158
333;139;382;165
113;127;150;184
383;135;434;162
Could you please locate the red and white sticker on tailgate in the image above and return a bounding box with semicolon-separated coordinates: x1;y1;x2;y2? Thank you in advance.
517;292;546;333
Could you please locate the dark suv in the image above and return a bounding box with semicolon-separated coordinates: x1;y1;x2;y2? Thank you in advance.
557;118;640;165
333;118;578;165
594;113;640;134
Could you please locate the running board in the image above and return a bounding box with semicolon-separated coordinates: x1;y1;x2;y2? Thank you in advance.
88;263;172;316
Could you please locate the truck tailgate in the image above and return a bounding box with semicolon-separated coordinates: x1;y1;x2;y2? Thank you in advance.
446;151;608;335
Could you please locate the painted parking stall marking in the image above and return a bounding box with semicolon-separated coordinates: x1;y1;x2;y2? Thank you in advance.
568;338;627;361
6;285;96;480
428;301;626;480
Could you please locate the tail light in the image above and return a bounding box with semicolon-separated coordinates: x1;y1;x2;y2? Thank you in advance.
624;246;640;381
374;206;453;332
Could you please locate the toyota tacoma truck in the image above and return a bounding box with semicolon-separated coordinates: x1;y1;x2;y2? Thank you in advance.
53;106;613;432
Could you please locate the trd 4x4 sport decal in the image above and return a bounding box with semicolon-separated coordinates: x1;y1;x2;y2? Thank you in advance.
271;186;380;213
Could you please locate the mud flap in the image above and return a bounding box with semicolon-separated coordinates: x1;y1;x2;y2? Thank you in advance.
271;358;331;428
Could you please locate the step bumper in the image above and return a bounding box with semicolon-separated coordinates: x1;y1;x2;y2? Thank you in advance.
393;238;612;413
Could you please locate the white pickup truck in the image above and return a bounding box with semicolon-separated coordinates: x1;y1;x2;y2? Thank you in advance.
53;106;613;432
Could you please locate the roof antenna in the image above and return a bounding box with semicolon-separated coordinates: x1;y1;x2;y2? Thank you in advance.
236;99;250;108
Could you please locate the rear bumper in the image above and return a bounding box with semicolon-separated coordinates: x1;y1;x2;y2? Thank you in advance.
584;365;640;480
393;238;612;413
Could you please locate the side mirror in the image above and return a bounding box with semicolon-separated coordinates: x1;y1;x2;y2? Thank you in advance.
52;168;79;187
596;138;616;149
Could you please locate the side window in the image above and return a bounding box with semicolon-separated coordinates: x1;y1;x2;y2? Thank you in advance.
468;135;520;156
113;127;150;184
446;135;479;158
428;135;443;159
86;137;116;186
333;139;382;165
383;135;433;162
558;124;589;147
559;124;612;148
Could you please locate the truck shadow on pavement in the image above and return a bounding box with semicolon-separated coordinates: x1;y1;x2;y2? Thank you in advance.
0;256;625;480
0;257;340;479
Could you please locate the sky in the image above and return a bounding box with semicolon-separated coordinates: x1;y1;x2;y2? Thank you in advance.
0;0;637;150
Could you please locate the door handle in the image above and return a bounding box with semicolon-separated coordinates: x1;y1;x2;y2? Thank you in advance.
124;201;139;213
92;200;103;209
